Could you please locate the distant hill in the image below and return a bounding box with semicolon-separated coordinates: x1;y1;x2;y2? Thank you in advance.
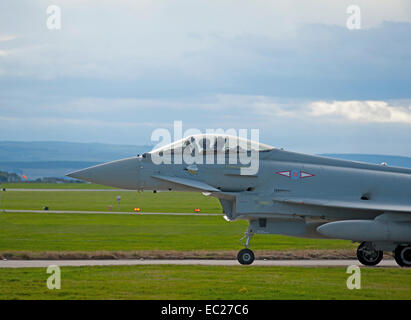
0;141;151;162
0;161;103;180
0;141;411;179
0;141;152;179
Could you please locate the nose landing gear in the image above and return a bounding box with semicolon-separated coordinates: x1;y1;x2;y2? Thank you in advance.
356;241;383;266
237;230;255;265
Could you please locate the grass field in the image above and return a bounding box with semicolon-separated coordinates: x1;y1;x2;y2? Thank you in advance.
1;265;411;299
0;184;405;301
0;184;356;256
0;212;354;252
1;190;222;213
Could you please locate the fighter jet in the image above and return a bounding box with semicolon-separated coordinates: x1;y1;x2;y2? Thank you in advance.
67;134;411;267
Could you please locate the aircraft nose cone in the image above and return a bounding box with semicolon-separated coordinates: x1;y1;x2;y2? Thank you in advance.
66;168;93;181
66;157;140;189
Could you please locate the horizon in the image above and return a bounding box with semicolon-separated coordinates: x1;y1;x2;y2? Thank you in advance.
2;140;411;158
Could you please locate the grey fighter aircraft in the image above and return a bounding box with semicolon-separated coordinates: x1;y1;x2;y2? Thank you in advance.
67;134;411;267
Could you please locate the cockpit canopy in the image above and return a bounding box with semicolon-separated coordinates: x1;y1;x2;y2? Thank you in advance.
150;134;274;155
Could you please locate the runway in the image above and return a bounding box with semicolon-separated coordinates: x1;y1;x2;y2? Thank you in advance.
0;259;398;268
2;209;222;216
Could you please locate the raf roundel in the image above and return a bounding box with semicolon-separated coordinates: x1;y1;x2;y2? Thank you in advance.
276;170;315;180
291;169;300;180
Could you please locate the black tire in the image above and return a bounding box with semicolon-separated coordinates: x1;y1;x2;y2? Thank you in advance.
357;242;383;266
237;248;255;265
394;245;411;267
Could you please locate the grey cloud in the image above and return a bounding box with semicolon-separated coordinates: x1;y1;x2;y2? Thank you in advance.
1;2;411;156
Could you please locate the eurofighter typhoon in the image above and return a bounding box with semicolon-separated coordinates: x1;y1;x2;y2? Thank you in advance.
67;134;411;267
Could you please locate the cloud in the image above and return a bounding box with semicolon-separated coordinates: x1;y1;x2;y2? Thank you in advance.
309;100;411;123
1;21;410;101
0;2;410;89
0;35;16;42
2;93;411;155
228;96;411;124
1;1;411;155
3;93;411;130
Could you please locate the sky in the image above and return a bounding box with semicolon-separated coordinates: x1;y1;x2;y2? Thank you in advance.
1;0;411;155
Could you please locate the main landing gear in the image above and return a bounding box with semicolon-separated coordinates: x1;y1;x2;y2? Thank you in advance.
237;230;255;265
356;242;383;266
357;242;411;267
394;245;411;267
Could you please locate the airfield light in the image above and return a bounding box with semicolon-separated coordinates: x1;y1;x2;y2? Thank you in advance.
194;208;201;213
116;195;121;212
134;207;141;212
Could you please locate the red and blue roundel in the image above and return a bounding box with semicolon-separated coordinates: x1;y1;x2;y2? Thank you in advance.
291;169;300;180
276;170;315;180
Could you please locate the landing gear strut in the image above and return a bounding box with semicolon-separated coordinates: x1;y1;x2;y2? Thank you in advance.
394;245;411;267
356;241;383;266
237;230;255;265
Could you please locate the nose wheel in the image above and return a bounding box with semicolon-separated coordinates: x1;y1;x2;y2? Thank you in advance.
237;230;255;265
237;248;255;265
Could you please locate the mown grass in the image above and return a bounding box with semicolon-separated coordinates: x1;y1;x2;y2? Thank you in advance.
0;190;222;213
1;265;411;300
0;186;355;253
0;212;354;252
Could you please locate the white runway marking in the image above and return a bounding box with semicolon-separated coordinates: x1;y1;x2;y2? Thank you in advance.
0;259;398;268
2;209;222;216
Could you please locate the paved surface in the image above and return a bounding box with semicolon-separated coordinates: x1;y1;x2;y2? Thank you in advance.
2;209;222;216
0;259;398;268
